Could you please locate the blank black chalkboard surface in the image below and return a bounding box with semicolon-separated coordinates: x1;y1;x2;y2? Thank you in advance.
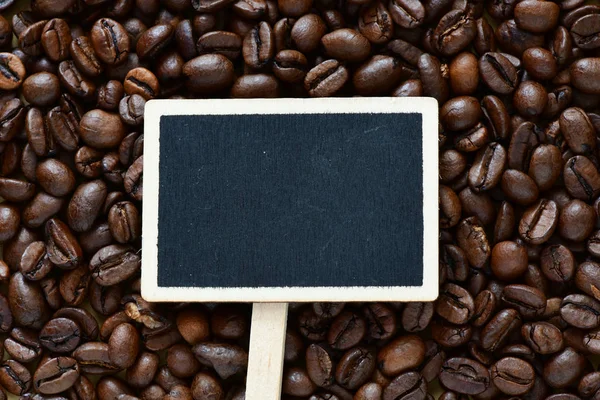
141;98;438;399
142;97;438;302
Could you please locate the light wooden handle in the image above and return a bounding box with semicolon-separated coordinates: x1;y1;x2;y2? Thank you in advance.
246;302;289;400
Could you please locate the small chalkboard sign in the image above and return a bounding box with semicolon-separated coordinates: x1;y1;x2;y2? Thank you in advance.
142;98;438;302
141;98;438;399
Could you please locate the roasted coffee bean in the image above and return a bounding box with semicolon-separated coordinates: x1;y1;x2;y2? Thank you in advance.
305;59;348;97
19;241;53;281
45;218;82;269
70;37;103;77
389;0;425;29
439;357;490;395
401;302;433;332
183;54;235;93
540;244;575;283
502;284;546;319
58;61;96;100
358;2;394;44
46;106;79;152
22;72;60;107
89;244;141;286
19;20;47;56
481;308;521;352
521;321;563;354
97;81;124;110
91;19;129;65
33;357;79;394
378;334;425;376
436;283;474;324
72;342;119;375
124;68;159;100
491;357;534;395
544;347;587;389
305;343;333;387
322;29;370;63
382;372;426;400
0;53;26;90
571;58;600;94
561;294;600;329
519;199;559;245
479;52;518;94
529;144;562;191
196;31;241;60
68;180;108;233
0;360;31;395
564;155;600;201
491;241;528;281
8;272;50;330
4;327;42;364
456;217;490;268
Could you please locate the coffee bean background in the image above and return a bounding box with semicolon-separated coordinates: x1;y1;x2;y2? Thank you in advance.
4;0;600;399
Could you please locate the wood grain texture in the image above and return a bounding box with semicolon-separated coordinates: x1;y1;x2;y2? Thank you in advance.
246;303;289;400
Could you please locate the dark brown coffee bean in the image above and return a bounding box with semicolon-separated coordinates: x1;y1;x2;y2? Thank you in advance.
543;347;587;389
353;55;411;96
389;0;425;29
40;317;81;353
0;53;26;91
183;54;235;93
230;74;279;98
9;272;50;330
564;155;600;201
382;372;426;400
4;327;42;363
322;29;370;63
418;53;449;103
58;60;96;100
449;52;479;95
89;244;141;286
433;10;476;57
377;334;425;376
91;19;130;65
41;19;72;62
45;218;82;269
571;58;600;94
243;21;274;69
521;321;563;355
193;342;248;380
19;241;53;281
436;283;474;324
561;294;600;330
481;308;521;352
456;217;490;268
68;180;108;233
401;302;434;332
19;20;47;56
439;357;490;395
491;357;534;395
0;360;31;395
0;178;35;203
479;52;518;94
358;2;394;44
502;284;546;319
34;357;79;394
124;67;159;100
70;37;103;77
72;342;119;375
196;31;241;60
305;343;333;387
124;155;143;201
108;323;139;369
305;59;348;97
80;110;126;150
272;49;306;82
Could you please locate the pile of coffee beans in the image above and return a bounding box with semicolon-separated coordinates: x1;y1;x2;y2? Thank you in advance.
4;0;600;399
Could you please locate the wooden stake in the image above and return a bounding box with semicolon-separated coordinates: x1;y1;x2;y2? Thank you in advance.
246;302;289;400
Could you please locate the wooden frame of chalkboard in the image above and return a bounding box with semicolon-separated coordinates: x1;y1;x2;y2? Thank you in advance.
141;98;438;303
